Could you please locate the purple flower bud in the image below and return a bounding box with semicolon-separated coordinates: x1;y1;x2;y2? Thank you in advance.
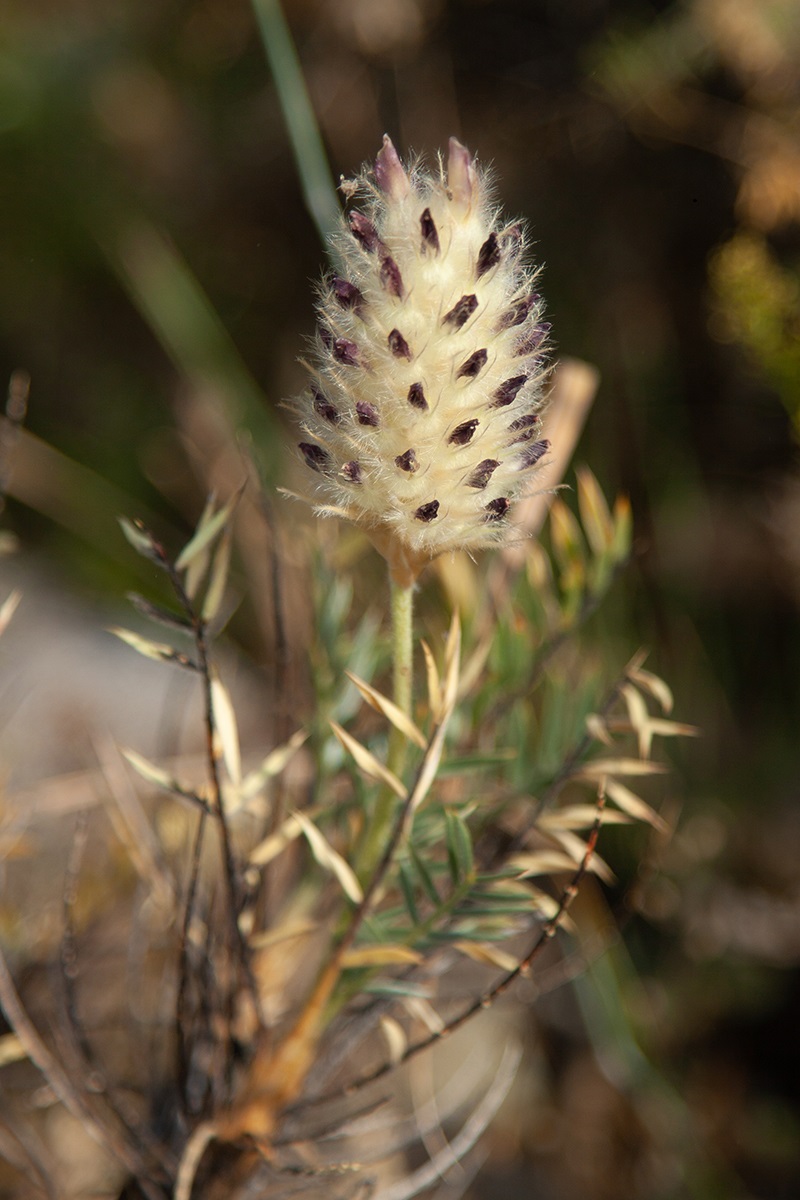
333;338;360;366
497;294;536;331
485;497;510;521
509;412;539;443
299;442;329;472
312;386;340;424
341;460;362;483
466;458;500;489
395;448;418;472
349;211;382;253
449;418;479;446
331;277;364;313
443;294;478;329
476;232;500;277
414;499;440;523
491;374;528;408
517;439;550;469
379;254;404;298
420;207;440;253
456;348;488;379
375;134;410;200
388;328;412;359
408;382;428;410
356;401;380;427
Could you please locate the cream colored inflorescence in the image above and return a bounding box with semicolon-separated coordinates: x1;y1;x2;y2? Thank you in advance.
292;136;551;585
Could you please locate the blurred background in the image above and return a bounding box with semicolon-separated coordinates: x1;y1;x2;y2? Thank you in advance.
1;0;799;1197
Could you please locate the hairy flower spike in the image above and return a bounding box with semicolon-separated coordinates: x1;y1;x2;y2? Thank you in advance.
290;136;551;584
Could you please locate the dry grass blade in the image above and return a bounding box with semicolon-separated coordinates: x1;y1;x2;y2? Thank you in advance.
453;941;518;971
109;626;196;669
575;757;668;779
576;464;615;554
175;494;236;571
341;945;422;968
345;671;427;748
629;664;674;713
420;640;442;719
249;810;306;866
210;675;242;785
239;728;308;800
604;777;669;832
121;748;210;812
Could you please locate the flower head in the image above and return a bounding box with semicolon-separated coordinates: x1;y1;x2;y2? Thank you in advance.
290;136;551;584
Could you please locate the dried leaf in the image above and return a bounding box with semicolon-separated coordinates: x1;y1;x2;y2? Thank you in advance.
546;827;615;883
540;804;631;831
0;1032;26;1068
293;809;363;903
576;465;614;556
604;778;668;832
403;995;444;1034
454;941;518;971
175;495;236;571
211;676;241;785
249;813;305;867
622;683;652;758
122;748;206;807
379;1016;407;1065
420;639;442;719
110;626;196;670
0;590;21;638
549;496;585;572
330;722;406;798
345;671;426;748
239;729;308;801
628;665;673;714
585;712;613;746
611;494;633;561
510;850;583;877
575;757;667;780
119;516;161;563
202;526;233;622
342;944;422;968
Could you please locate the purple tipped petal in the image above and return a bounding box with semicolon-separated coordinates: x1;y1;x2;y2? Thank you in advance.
333;337;360;366
449;418;479;446
466;458;500;489
407;382;428;410
375;134;410;200
379;254;404;298
485;497;510;521
312;386;340;424
388;328;412;359
349;211;382;253
456;348;488;379
395;448;418;472
356;401;380;427
447;137;475;214
476;232;500;277
515;322;551;357
491;374;528;408
414;499;440;523
509;412;539;443
497;294;536;331
443;294;478;329
299;442;329;472
331;277;365;313
420;207;440;253
341;460;362;483
517;439;550;469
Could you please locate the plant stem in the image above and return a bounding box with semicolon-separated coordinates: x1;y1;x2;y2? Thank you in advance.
358;571;414;875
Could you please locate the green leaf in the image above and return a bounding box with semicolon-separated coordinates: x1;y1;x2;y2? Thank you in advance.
445;810;474;883
175;496;236;571
409;844;440;906
398;862;420;924
119;516;163;564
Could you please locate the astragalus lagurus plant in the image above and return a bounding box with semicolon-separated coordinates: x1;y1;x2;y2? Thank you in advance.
0;138;693;1200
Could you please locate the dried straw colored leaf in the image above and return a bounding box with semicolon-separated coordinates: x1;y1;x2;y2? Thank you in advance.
403;995;444;1034
539;804;631;830
110;626;195;669
239;729;308;800
545;827;615;884
420;639;442;719
118;515;161;562
342;944;422;968
121;747;206;807
604;778;668;832
379;1016;407;1065
211;676;242;785
549;496;585;570
0;589;21;638
454;941;518;972
585;712;613;746
293;809;363;903
345;671;427;748
202;525;233;622
648;717;700;739
629;665;674;714
576;465;614;555
576;757;667;780
441;610;462;718
330;721;406;798
249;812;305;866
611;493;633;560
0;1032;25;1067
622;683;652;758
510;850;585;876
175;495;236;571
